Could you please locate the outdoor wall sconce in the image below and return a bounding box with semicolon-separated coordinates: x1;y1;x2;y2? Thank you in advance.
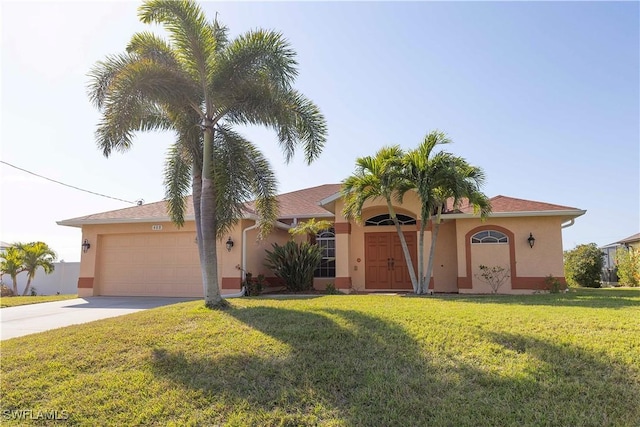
527;233;536;248
82;239;91;253
226;237;234;252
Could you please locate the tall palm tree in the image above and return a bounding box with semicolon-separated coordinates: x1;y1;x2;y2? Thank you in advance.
17;242;56;296
342;146;419;292
1;245;25;295
88;0;327;308
401;131;491;294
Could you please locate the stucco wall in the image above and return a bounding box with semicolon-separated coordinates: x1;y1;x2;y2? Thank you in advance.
455;216;566;293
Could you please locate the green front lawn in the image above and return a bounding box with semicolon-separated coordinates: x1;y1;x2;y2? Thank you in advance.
0;294;77;308
1;289;639;426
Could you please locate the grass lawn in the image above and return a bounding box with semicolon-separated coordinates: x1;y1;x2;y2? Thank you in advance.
1;288;638;426
0;294;78;308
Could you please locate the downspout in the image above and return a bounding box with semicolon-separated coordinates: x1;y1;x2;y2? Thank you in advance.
222;222;258;299
241;222;260;282
561;219;575;229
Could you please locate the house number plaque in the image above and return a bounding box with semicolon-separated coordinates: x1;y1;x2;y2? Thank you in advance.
152;225;163;231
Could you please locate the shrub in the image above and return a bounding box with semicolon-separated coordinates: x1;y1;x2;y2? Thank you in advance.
243;273;267;296
615;248;640;287
564;243;604;288
544;274;562;293
474;265;510;294
264;241;323;292
1;284;14;297
324;282;343;295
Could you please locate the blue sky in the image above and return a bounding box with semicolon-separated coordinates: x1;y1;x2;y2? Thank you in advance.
1;1;638;262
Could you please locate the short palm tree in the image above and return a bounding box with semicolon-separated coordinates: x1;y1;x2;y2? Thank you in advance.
88;0;326;307
401;131;491;294
342;146;419;292
17;242;56;296
1;245;25;295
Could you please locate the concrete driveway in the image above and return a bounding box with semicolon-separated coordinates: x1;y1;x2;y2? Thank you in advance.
0;296;197;340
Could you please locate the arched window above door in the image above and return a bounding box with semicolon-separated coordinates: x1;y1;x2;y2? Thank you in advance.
364;213;416;226
471;230;509;244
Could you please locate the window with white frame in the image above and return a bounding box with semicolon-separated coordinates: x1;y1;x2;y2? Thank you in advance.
471;230;508;244
314;228;336;278
365;213;416;226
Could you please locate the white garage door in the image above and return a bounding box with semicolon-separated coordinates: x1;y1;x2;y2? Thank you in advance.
96;233;203;297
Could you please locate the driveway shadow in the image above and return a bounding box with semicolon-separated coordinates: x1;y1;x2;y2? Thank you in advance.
63;297;197;310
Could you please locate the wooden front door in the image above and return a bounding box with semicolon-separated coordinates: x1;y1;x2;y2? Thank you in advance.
365;232;417;290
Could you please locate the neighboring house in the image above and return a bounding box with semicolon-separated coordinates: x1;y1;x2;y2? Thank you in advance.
617;233;640;252
58;184;585;297
600;232;640;283
0;241;11;252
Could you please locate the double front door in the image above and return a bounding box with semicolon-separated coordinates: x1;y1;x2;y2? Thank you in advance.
365;232;417;290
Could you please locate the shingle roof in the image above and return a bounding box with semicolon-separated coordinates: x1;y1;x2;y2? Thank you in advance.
617;233;640;245
58;184;341;226
453;195;580;214
58;186;584;227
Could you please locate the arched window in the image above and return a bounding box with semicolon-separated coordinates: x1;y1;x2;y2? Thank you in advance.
471;230;509;244
365;213;416;226
314;229;335;278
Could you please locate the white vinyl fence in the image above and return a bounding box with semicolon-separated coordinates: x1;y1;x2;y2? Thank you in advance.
1;262;79;295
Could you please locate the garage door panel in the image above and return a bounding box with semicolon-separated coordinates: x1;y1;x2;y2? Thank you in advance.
97;232;202;297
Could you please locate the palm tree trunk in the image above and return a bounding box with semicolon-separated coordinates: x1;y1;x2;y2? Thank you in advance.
22;276;32;296
387;199;418;293
11;275;18;296
418;221;426;294
424;205;443;295
192;167;205;294
201;124;224;308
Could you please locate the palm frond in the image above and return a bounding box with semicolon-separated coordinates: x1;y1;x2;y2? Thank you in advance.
163;143;193;226
211;126;278;239
214;29;298;92
127;31;180;68
138;0;216;85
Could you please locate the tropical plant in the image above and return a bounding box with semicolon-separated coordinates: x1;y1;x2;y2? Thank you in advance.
17;242;56;296
0;245;25;295
615;248;640;287
400;131;491;294
88;0;326;308
264;241;323;292
342;146;419;292
288;218;333;237
564;243;604;288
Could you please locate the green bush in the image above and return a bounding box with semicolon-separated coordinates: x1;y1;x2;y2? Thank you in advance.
324;282;343;295
243;272;266;296
564;243;604;288
544;274;562;293
615;248;640;287
264;241;323;292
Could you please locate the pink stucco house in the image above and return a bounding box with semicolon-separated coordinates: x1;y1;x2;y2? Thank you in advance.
58;184;585;296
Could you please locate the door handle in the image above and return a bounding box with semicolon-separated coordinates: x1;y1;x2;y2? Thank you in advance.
390;258;395;270
387;258;391;270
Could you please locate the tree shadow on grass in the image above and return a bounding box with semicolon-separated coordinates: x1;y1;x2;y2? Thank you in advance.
430;288;640;309
150;306;640;426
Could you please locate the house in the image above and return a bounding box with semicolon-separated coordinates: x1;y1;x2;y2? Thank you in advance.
600;232;640;283
58;184;585;297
